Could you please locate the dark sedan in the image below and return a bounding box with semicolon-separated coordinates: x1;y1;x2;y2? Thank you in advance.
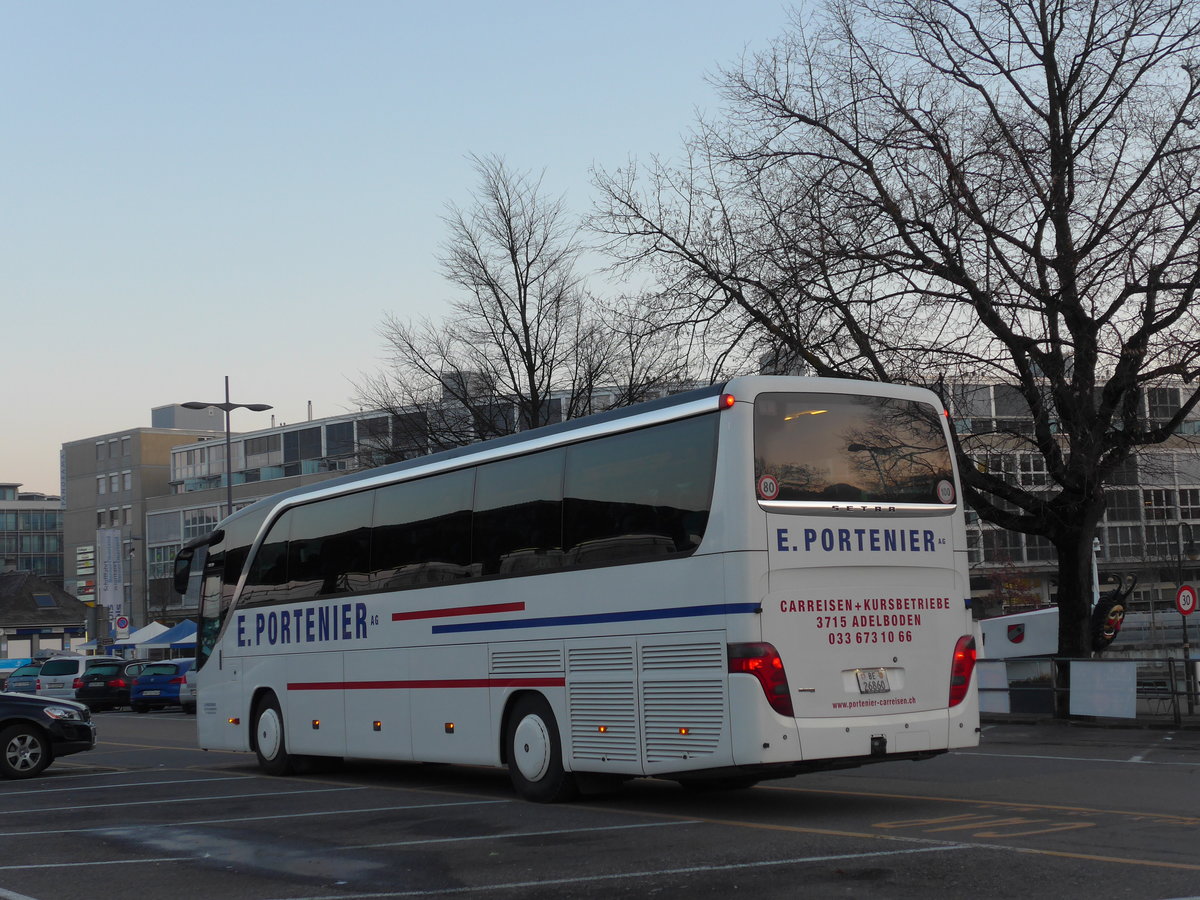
0;692;96;779
75;659;150;712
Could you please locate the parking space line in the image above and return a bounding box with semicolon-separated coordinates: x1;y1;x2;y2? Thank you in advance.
340;819;700;850
0;799;510;838
259;845;970;899
957;749;1197;767
0;775;251;799
0;856;192;872
0;786;368;823
0;887;43;900
759;783;1200;824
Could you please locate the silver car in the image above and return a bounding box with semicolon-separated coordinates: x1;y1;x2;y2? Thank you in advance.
35;656;122;702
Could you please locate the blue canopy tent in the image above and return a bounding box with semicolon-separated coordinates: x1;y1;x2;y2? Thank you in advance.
141;619;197;652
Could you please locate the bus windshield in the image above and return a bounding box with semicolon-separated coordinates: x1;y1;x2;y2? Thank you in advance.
754;392;955;505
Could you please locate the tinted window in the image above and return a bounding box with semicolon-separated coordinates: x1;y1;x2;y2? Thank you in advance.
563;415;717;566
85;663;121;677
754;392;955;504
287;492;374;598
11;664;42;676
240;510;293;608
371;469;474;589
473;449;564;576
41;659;82;676
141;663;181;676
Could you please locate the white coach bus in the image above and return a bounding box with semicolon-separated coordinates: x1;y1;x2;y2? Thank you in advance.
174;376;979;801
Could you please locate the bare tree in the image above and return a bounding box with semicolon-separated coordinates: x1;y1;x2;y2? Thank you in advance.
356;155;693;457
593;0;1200;657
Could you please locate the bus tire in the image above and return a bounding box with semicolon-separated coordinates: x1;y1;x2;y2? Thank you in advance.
505;694;577;803
253;693;295;776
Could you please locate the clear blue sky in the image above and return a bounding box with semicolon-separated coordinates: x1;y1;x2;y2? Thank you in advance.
2;1;794;494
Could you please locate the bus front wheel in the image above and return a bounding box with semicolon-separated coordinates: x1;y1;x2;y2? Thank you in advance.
253;693;295;776
505;694;577;803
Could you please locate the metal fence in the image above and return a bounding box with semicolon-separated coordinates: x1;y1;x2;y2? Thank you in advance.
978;655;1200;727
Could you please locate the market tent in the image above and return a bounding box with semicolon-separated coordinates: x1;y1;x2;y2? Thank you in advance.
141;619;197;650
111;621;170;650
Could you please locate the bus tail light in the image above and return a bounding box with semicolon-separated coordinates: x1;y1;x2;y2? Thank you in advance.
948;635;977;707
728;642;794;717
720;393;736;410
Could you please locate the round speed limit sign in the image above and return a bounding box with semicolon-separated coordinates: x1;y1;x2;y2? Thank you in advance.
1176;584;1197;617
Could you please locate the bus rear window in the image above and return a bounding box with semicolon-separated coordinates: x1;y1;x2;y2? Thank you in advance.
753;392;955;505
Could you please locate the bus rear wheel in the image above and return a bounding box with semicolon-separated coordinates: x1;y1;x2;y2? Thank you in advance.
253;693;295;776
505;694;577;803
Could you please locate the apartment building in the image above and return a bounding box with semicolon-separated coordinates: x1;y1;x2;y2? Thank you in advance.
0;484;64;589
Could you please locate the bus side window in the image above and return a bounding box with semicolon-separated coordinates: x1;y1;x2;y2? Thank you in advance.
371;469;474;590
563;414;717;566
473;449;565;577
240;511;292;608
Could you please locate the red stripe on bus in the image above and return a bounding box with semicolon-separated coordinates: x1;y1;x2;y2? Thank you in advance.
391;601;526;622
286;677;566;691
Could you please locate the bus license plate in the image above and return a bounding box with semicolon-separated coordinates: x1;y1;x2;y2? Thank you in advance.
856;668;890;694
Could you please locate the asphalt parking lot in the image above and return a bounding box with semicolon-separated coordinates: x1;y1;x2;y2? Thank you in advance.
2;712;1199;900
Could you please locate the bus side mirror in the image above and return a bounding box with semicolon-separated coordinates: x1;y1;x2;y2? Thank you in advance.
173;549;194;595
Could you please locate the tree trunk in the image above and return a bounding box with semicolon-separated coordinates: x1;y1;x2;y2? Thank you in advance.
1054;530;1096;660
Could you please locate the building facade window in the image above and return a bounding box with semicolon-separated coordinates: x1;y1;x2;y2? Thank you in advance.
1142;489;1174;521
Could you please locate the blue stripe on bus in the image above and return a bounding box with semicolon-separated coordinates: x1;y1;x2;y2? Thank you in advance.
429;602;762;634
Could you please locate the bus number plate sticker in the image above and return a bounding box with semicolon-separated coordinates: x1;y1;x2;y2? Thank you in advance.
855;668;890;694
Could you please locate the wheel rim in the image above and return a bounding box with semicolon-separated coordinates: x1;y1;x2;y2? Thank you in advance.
5;733;43;773
257;707;283;761
512;713;551;782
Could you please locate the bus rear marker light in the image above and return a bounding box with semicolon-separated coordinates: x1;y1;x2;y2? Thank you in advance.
597;725;608;733
445;722;455;733
373;721;382;731
312;719;321;729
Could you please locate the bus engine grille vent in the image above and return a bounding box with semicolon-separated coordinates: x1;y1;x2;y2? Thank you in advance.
568;683;639;762
640;642;724;671
567;646;635;672
489;648;564;675
643;680;725;762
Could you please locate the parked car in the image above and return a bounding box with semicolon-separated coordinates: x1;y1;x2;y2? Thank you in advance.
36;655;123;702
2;661;45;695
0;659;34;691
180;666;197;714
74;659;151;712
0;692;96;779
131;659;195;713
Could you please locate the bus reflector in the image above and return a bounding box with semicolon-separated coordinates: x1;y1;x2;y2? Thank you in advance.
948;635;977;707
728;642;794;717
445;722;455;733
720;393;736;409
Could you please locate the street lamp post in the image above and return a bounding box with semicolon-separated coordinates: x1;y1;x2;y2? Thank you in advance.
182;376;272;520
